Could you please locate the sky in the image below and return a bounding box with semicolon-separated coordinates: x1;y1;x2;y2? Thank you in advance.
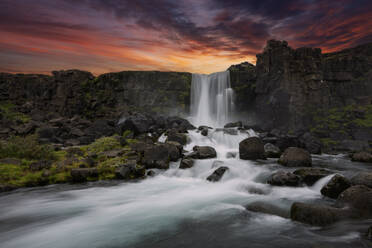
0;0;371;75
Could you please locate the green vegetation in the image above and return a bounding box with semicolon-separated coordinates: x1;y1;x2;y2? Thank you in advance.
0;134;138;190
0;101;30;123
0;135;55;160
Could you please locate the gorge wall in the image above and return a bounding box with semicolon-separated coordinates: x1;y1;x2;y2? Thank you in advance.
0;40;371;149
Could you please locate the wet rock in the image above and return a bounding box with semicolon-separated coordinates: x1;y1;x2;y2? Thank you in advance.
147;170;155;177
179;158;194;169
190;146;217;159
264;143;281;158
166;116;195;131
118;113;153;136
321;174;351;199
337;185;372;217
198;125;212;130
201;128;208;136
142;144;170;169
226;152;237;158
267;171;302;187
166;132;188;145
246;201;290;218
239;137;266;160
337;140;369;152
299;132;322;154
290;202;354;226
293;168;333;185
224;121;242;128
350;172;372;188
115;162;145;180
351;151;372;163
29;160;52;171
70;168;99;182
207;166;229;182
278;147;311;167
164;142;181;162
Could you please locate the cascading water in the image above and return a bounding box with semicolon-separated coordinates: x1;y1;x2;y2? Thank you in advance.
0;72;369;248
190;71;234;127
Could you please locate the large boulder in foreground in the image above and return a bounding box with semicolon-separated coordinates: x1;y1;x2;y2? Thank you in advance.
207;166;229;182
293;168;332;185
267;171;302;187
350;172;372;188
290;202;354;226
239;137;266;160
278;147;311;167
321;174;351;199
337;185;372;217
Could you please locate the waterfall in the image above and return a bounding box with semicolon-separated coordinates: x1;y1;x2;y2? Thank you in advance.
190;71;234;127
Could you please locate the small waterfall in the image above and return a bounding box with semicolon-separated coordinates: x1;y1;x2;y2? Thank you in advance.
190;71;234;127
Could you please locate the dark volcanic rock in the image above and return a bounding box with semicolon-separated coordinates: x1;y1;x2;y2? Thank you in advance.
70;168;98;182
200;128;208;136
224;121;242;128
350;172;372;188
299;132;322;154
278;147;312;167
239;137;266;160
338;185;372;217
166;132;188;145
115;162;145;180
142;144;170;169
320;174;351;199
293;168;332;185
207;166;229;182
29;160;52;171
179;158;194;169
119;113;153;135
246;201;290;219
267;171;302;187
290;202;354;226
190;146;217;159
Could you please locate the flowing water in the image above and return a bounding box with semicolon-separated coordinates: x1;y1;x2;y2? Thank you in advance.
0;71;371;248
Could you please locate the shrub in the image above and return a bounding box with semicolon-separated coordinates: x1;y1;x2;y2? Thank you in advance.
0;135;55;160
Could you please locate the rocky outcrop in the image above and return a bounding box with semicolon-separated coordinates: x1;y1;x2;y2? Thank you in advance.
278;147;312;167
239;137;266;160
229;40;372;151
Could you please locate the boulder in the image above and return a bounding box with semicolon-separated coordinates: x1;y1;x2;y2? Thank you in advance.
101;149;124;158
115;162;145;180
191;146;217;159
85;120;116;140
70;168;98;182
320;174;351;199
290;202;354;226
207;166;229;182
351;151;372;163
267;171;302;187
264;143;281;158
201;128;208;136
239;137;266;160
166;116;195;131
179;158;194;169
293;168;333;185
164;142;181;162
147;170;155;177
119;113;153;136
166;132;188;145
278;147;311;167
350;172;372;188
338;185;372;217
142;144;170;169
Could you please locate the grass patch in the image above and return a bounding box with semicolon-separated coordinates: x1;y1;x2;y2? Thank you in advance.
0;101;30;123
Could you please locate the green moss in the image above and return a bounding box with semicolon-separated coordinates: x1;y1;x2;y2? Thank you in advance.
0;101;30;123
0;164;24;181
122;130;133;138
49;171;71;184
0;135;55;160
82;136;121;154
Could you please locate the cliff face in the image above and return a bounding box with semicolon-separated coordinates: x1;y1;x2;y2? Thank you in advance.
0;70;191;120
230;40;372;147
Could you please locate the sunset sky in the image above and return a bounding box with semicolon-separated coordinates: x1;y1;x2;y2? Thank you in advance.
1;0;371;75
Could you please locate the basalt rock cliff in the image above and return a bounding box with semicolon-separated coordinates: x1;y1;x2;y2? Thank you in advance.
0;40;371;151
